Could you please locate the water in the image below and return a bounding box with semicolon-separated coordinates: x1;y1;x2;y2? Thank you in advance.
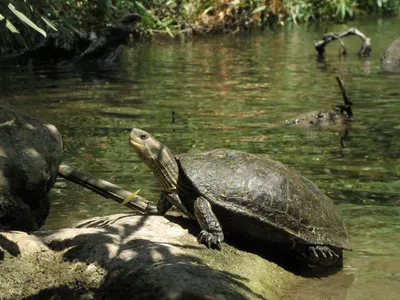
1;19;399;299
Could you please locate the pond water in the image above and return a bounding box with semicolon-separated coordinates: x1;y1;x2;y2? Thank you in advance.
1;18;399;300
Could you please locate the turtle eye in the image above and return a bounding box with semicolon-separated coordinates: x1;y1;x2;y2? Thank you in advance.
140;133;149;140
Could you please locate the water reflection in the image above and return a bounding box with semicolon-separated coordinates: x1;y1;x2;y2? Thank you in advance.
1;18;399;300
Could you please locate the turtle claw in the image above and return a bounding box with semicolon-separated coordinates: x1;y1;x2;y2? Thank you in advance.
197;230;222;250
305;245;342;266
311;247;319;258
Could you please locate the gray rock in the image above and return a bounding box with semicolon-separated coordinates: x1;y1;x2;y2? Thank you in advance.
0;214;298;299
0;101;62;231
381;38;400;73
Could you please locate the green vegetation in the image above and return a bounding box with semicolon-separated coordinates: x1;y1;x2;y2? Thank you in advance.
285;0;400;23
0;0;399;53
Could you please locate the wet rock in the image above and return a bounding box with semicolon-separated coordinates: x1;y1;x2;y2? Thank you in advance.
0;14;142;69
381;38;400;73
0;101;62;231
1;214;298;299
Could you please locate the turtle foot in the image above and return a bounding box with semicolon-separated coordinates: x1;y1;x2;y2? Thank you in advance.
145;203;159;214
197;230;223;250
305;245;342;267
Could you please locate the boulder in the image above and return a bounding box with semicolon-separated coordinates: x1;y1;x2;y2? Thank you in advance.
0;101;62;231
381;38;400;73
0;14;142;69
0;214;299;299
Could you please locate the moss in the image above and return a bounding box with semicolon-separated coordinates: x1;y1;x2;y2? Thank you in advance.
0;247;102;299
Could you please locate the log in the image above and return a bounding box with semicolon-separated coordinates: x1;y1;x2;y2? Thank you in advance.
58;164;149;214
315;28;371;57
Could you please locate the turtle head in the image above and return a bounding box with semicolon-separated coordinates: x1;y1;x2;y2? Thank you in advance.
130;128;179;190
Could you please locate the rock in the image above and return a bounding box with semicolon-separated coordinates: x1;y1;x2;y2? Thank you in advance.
0;14;142;69
381;38;400;73
0;231;102;299
0;101;62;231
0;214;299;299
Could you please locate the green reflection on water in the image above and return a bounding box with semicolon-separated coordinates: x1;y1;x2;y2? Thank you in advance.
1;18;399;300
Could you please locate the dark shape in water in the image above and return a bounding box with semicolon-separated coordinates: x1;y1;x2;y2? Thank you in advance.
282;77;354;147
0;14;142;69
172;111;176;124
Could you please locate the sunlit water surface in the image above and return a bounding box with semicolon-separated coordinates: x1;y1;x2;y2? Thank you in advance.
1;19;399;300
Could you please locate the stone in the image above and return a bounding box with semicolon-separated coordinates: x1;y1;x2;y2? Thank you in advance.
0;214;299;299
381;38;400;73
0;101;62;231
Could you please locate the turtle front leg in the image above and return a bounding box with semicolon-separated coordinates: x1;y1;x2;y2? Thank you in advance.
145;191;172;214
194;197;224;250
146;191;195;220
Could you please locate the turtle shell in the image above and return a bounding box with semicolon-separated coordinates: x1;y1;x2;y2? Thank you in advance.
176;149;351;249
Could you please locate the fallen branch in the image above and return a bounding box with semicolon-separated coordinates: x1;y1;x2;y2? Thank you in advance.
58;164;149;214
314;28;371;57
335;77;353;117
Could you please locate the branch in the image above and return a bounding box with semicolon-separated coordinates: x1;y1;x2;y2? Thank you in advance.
58;164;149;214
315;28;371;57
335;77;353;117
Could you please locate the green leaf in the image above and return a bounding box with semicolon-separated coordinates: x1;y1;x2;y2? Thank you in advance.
0;13;20;34
165;26;174;38
41;16;57;31
341;3;346;19
166;0;176;7
336;3;341;16
8;3;47;37
121;189;141;206
251;5;267;15
346;7;353;17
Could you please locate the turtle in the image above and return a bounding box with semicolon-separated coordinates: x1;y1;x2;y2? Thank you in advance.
129;128;351;266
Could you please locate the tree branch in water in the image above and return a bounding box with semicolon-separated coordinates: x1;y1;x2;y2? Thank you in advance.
335;77;353;117
315;28;371;57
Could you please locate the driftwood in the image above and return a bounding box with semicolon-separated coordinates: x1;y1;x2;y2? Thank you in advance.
282;77;353;126
314;28;371;57
335;77;353;118
58;164;149;214
334;77;353;148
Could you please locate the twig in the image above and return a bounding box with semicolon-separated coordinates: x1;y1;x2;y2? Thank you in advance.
58;164;149;214
315;28;371;57
335;77;353;117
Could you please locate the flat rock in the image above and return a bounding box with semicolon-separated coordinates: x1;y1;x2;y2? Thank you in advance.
1;214;298;299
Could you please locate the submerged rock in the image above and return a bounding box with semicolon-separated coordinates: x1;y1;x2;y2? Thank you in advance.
0;101;62;231
1;214;298;299
381;38;400;73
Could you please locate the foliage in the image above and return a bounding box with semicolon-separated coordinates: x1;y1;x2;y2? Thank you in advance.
284;0;400;23
0;1;57;54
1;0;400;54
